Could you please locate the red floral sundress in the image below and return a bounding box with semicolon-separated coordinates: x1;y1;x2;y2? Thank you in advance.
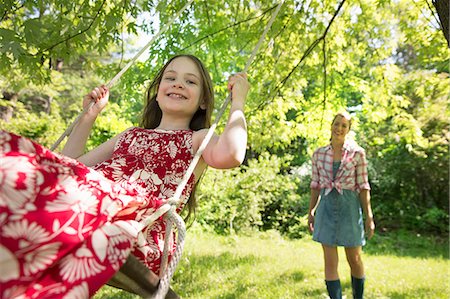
0;127;195;298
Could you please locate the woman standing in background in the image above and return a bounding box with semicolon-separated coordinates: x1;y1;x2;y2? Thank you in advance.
308;111;375;299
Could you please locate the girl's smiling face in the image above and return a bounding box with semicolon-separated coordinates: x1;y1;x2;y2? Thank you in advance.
331;114;351;142
156;56;205;117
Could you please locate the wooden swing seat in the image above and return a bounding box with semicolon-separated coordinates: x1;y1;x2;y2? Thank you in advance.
107;254;179;299
48;3;284;298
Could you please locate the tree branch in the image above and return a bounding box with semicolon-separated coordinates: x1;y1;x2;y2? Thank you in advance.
0;1;24;23
431;0;450;47
203;1;219;80
320;38;327;131
180;4;279;52
278;0;345;93
253;0;346;114
36;0;107;56
421;0;441;31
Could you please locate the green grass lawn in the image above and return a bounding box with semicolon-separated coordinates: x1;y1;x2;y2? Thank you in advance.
94;227;449;299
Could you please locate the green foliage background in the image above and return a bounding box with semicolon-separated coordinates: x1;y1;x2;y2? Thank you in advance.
0;0;448;236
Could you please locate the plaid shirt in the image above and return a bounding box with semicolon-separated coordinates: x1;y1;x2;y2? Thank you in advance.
310;141;370;195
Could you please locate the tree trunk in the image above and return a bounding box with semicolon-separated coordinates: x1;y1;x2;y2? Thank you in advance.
433;0;450;47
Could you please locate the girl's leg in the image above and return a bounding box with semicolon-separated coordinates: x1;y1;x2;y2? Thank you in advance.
345;246;365;299
322;245;341;299
0;131;145;298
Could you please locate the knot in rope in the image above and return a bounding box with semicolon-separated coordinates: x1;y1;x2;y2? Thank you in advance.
151;2;285;298
152;207;186;299
168;197;180;206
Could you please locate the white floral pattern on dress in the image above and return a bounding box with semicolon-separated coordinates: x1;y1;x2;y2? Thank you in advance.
95;127;195;275
59;245;107;282
63;282;89;299
22;242;61;276
0;128;195;298
0;156;41;211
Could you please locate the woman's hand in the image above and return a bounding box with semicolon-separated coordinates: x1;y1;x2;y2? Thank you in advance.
83;85;109;116
365;216;375;239
308;213;315;233
227;72;250;105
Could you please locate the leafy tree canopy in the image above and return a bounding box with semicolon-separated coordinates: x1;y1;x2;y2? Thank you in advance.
1;0;448;235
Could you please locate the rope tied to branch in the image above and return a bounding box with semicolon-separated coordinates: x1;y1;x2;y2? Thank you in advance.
151;2;285;298
50;0;195;151
50;0;285;297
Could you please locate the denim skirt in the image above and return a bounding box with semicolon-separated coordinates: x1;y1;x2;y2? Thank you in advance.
312;188;365;247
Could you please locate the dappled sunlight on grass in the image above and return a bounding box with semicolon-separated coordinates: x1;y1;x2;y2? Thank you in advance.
94;285;139;299
94;228;449;298
364;230;449;259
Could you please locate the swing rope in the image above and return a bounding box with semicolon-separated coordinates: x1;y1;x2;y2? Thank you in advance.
150;2;285;298
49;0;284;297
50;0;195;151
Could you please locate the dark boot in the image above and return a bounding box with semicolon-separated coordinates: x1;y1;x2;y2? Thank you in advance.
351;276;365;299
325;279;342;299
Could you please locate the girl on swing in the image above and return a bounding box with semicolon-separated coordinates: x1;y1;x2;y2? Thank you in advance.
0;54;250;298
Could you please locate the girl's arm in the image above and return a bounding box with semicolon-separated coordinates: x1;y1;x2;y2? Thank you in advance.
76;134;121;167
359;189;375;239
61;85;114;166
199;72;249;169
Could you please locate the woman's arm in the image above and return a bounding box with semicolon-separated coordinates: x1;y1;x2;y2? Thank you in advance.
199;73;249;169
308;150;321;232
308;188;321;233
61;86;109;159
359;189;375;239
356;149;375;239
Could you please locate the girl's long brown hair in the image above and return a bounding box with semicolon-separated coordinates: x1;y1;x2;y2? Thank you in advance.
140;54;215;223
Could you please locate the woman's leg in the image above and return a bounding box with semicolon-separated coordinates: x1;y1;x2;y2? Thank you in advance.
323;245;339;280
345;246;365;299
322;245;341;299
344;246;364;278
